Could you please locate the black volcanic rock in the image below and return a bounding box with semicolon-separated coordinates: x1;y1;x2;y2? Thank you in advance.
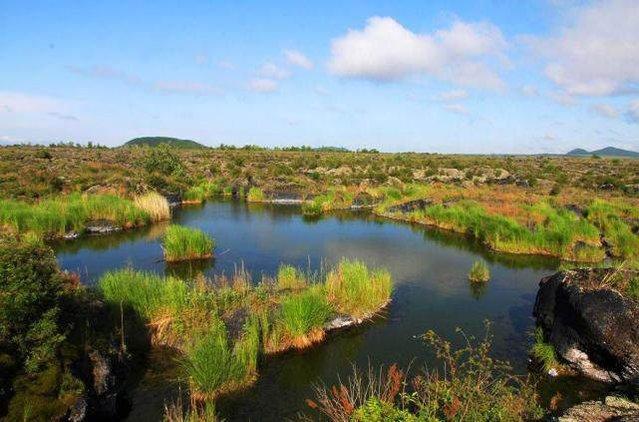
533;269;639;384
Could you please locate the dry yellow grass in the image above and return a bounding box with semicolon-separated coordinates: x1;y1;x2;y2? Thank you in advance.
135;191;171;222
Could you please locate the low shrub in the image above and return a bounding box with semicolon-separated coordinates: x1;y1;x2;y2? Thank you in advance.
162;225;214;262
468;260;490;282
308;323;542;421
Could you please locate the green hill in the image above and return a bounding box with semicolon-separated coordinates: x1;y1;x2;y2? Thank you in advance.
124;137;206;148
567;146;639;158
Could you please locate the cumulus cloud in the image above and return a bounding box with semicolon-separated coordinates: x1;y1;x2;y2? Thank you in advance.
528;0;639;96
435;89;468;101
258;62;291;80
155;81;222;96
284;49;313;69
328;16;507;89
248;78;278;93
591;103;619;118
627;100;639;123
443;103;468;115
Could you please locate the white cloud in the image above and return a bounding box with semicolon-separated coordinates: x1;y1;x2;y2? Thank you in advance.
548;90;576;106
435;89;468;101
443;103;468;115
591;103;619;118
248;78;278;93
155;81;222;96
258;62;291;80
314;86;329;96
328;16;507;89
218;60;235;70
67;65;142;86
0;91;66;113
521;85;539;97
194;54;208;65
528;0;639;96
627;100;639;123
284;49;314;69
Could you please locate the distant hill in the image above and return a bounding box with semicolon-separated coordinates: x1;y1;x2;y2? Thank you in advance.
567;146;639;158
124;137;205;148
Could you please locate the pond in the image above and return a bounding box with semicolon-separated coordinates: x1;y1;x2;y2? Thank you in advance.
54;200;560;421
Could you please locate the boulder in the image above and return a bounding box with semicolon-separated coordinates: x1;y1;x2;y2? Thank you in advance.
534;269;639;384
559;395;639;422
386;198;432;213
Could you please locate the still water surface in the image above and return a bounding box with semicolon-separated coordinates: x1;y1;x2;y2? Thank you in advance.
55;201;559;421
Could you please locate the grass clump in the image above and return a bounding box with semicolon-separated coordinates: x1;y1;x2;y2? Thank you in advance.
181;318;259;401
301;198;324;217
162;225;214;262
246;187;265;202
0;193;151;237
280;288;333;349
183;181;221;203
586;199;639;259
531;327;558;372
325;259;392;319
468;260;490;283
276;264;306;290
134;191;170;222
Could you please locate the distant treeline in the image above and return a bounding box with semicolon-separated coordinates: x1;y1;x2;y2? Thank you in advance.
3;141;379;153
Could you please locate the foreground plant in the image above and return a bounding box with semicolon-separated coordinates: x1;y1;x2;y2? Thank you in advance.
308;322;542;421
162;225;214;262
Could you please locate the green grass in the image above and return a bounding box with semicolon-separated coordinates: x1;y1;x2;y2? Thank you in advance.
280;288;333;338
468;260;490;282
183;181;221;203
181;318;258;400
409;201;604;261
162;225;214;262
301;198;324;216
99;268;191;318
246;187;265;202
276;265;306;290
0;193;150;237
531;327;557;372
326;259;393;319
586;199;639;259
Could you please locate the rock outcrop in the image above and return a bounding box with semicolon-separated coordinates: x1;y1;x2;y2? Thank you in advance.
534;269;639;384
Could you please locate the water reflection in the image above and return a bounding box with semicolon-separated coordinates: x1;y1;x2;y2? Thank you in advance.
52;200;559;421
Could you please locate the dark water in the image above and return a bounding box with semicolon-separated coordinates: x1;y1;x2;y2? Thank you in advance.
54;200;561;421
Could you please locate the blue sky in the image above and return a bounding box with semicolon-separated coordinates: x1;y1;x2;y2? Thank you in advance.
1;0;638;153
